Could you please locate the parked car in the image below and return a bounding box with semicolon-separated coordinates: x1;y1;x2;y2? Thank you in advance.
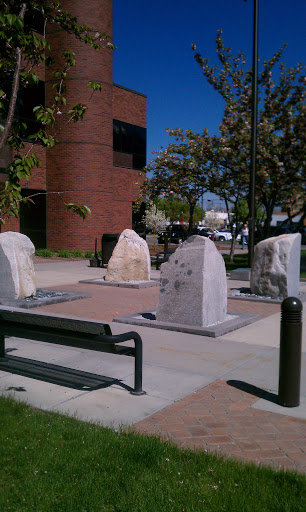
197;226;217;234
157;229;186;244
192;228;213;239
277;227;293;235
196;230;213;239
214;229;232;241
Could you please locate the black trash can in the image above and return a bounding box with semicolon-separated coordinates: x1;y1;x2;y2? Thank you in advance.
101;233;119;266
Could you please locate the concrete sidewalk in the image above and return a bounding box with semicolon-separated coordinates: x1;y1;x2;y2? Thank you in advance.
0;259;305;473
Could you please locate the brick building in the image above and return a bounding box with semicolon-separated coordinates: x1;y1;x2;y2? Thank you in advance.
0;0;146;250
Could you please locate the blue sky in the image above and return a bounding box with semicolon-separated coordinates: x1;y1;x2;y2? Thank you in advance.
113;0;305;208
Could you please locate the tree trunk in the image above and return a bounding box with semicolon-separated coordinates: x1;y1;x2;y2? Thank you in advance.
229;236;236;263
0;4;26;152
188;202;195;234
263;206;274;239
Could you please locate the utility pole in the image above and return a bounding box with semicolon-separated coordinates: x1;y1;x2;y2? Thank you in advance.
248;0;259;267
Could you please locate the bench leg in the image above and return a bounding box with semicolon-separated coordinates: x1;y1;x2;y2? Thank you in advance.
130;332;146;396
0;334;6;360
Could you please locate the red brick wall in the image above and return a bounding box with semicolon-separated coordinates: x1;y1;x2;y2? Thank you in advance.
45;0;114;250
113;85;147;127
0;216;20;234
1;1;147;250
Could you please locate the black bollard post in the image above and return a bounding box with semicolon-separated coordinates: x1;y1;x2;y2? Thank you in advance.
278;297;303;407
90;238;101;267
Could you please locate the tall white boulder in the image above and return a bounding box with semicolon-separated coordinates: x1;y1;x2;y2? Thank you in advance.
0;232;36;299
156;235;227;327
105;229;151;282
250;233;301;298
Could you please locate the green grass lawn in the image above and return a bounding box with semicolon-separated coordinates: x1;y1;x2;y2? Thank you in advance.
301;250;306;279
223;253;250;273
0;396;304;512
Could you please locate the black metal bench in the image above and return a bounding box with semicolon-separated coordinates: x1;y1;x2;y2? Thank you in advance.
0;306;145;395
155;248;177;270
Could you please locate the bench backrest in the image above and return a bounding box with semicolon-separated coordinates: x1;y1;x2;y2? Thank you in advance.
0;308;112;336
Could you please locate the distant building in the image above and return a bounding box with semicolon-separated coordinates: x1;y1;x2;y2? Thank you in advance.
270;212;304;228
199;210;229;228
0;0;146;250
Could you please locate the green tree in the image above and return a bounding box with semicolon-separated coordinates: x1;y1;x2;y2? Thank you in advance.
193;31;305;240
0;1;114;224
142;129;212;233
232;199;249;225
154;195;204;226
154;196;189;225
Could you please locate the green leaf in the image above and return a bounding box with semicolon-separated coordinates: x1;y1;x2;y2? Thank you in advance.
86;81;102;91
66;203;91;219
6;14;15;26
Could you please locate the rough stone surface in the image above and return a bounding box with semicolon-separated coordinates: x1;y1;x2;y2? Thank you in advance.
250;233;301;298
156;235;227;327
105;229;151;282
0;232;36;299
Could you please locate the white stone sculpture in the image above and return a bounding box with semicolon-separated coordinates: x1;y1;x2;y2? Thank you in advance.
156;235;227;327
105;229;151;282
250;233;301;298
0;232;36;299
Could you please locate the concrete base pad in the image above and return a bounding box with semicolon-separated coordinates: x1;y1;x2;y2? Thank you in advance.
113;310;259;338
0;289;90;309
228;287;306;304
79;278;159;289
229;268;251;280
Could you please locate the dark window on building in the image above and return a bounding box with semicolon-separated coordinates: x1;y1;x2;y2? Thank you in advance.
20;189;46;249
113;120;146;170
24;8;45;35
16;80;45;137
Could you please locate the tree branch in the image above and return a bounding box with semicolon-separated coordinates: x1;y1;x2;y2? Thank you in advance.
0;3;27;153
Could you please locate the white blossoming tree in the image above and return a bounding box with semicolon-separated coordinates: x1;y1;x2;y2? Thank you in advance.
204;211;222;229
143;202;169;249
193;31;305;241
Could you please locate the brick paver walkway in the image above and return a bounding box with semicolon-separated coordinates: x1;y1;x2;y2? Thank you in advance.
134;380;306;473
31;274;305;473
35;282;280;322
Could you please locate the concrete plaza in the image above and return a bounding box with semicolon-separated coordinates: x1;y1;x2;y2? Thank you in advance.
0;258;305;473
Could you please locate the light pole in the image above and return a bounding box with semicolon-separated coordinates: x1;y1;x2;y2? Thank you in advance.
248;0;259;267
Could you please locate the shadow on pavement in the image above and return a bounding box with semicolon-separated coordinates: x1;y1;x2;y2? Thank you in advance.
227;379;278;404
0;354;133;393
